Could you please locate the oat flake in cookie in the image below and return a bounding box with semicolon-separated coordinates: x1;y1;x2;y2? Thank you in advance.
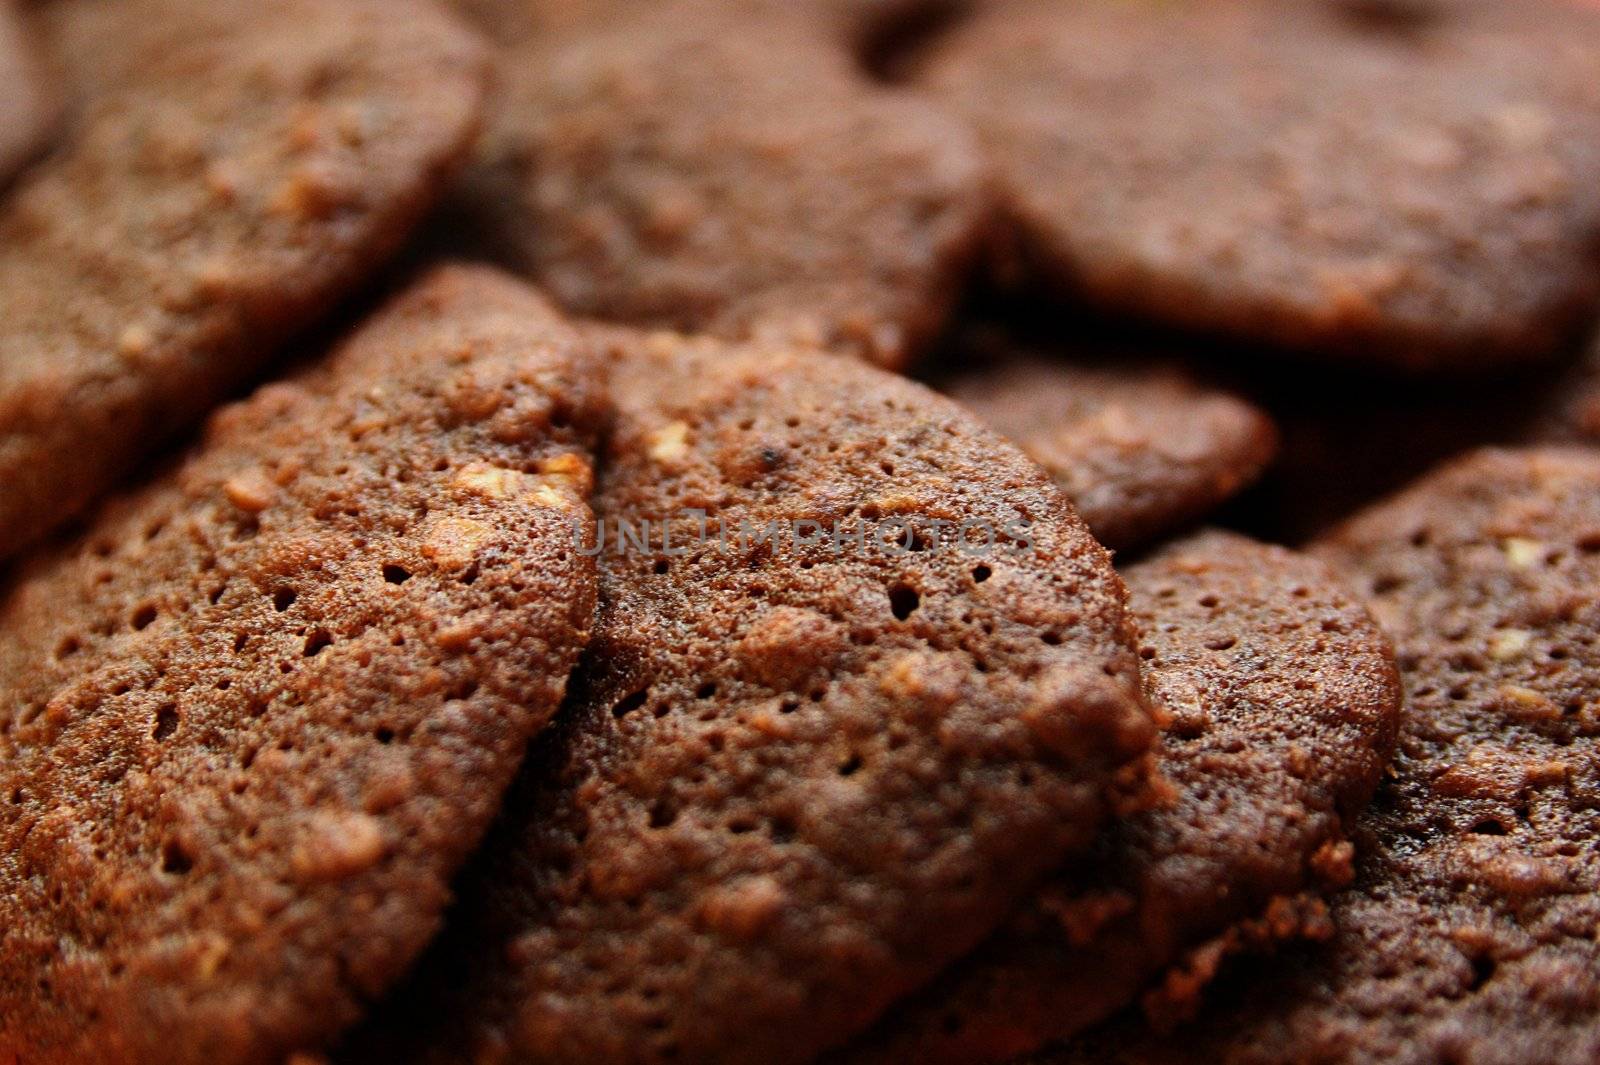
922;0;1600;371
345;330;1163;1065
943;342;1277;552
450;1;986;368
1050;447;1600;1065
0;266;607;1065
844;530;1400;1064
0;0;488;563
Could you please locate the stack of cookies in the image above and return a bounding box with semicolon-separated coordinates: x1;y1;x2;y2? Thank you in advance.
1;1;1598;1063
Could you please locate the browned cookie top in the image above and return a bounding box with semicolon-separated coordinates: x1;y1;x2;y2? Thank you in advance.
0;266;607;1065
0;1;53;185
922;0;1600;371
844;530;1401;1064
345;330;1162;1065
943;342;1277;552
449;2;986;368
0;0;487;563
1052;446;1600;1065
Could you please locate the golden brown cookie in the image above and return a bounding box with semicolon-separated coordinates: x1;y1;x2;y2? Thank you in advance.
343;329;1163;1065
445;1;987;368
842;530;1400;1064
0;0;487;563
922;0;1600;370
1048;447;1600;1065
0;266;607;1065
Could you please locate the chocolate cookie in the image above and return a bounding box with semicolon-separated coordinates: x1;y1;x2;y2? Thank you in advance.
0;266;607;1065
1054;446;1600;1065
942;341;1277;551
843;530;1400;1064
449;1;987;368
344;329;1163;1065
0;0;487;563
0;1;53;185
921;0;1600;371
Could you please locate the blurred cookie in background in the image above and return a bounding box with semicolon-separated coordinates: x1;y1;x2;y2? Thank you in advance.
0;0;488;563
920;0;1600;371
438;1;988;369
939;330;1277;552
0;0;54;186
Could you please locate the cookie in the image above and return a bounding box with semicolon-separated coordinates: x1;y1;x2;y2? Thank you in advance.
0;266;607;1065
842;530;1401;1064
447;1;987;368
343;329;1163;1065
0;0;487;563
941;339;1277;551
922;0;1600;371
1053;447;1600;1065
0;0;53;185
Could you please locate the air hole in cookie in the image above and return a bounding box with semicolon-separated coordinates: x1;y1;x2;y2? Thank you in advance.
382;565;411;585
1469;818;1508;836
374;726;395;745
612;690;650;719
696;682;718;699
648;801;678;829
130;605;158;631
151;704;179;742
273;588;297;612
654;560;670;575
160;839;194;876
889;584;920;621
971;565;991;584
55;636;81;660
838;753;862;777
303;630;333;658
1468;954;1497;991
1198;594;1220;609
1041;631;1062;647
1205;635;1238;651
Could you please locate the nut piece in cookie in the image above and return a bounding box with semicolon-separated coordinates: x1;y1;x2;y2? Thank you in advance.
0;266;608;1065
